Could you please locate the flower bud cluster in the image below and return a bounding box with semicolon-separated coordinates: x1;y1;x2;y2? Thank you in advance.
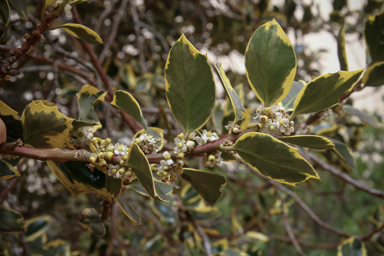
224;122;242;134
132;133;158;154
88;137;136;182
253;104;294;136
68;125;94;148
157;151;184;182
190;130;219;146
203;151;223;168
53;0;72;15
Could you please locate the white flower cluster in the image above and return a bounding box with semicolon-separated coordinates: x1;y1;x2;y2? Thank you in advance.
157;151;184;182
132;133;158;154
69;126;94;148
253;104;294;136
52;0;72;15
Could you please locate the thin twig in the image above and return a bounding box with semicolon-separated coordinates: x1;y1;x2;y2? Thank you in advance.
94;0;119;34
185;211;212;256
277;191;307;256
98;0;129;64
361;222;384;242
309;153;384;199
252;170;351;238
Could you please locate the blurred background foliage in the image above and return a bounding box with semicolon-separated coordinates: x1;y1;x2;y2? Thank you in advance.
1;0;384;255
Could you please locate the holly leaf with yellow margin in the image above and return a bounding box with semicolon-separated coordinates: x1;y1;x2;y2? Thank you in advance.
21;101;73;149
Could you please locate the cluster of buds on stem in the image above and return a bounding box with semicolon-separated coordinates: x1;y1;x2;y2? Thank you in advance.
203;150;223;168
253;104;294;136
87;137;136;182
132;133;158;154
68;125;94;148
157;151;184;182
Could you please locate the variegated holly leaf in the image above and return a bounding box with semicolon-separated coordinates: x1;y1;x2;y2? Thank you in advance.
291;69;364;119
116;194;141;225
214;63;245;129
164;34;216;137
245;19;297;106
78;208;106;236
364;10;384;64
182;168;226;206
232;132;319;185
0;100;23;142
338;237;367;256
0;160;20;181
277;135;335;150
25;216;51;242
0;207;26;233
0;0;11;45
77;85;106;129
362;61;384;87
21;101;73;149
55;23;103;44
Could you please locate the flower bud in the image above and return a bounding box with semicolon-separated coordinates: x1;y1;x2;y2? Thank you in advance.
233;127;241;134
126;169;133;178
278;107;285;112
177;142;183;149
264;107;271;113
207;131;213;137
177;133;185;140
269;125;275;131
91;137;98;144
157;171;165;177
186;141;195;150
164;153;171;160
208;155;216;162
161;175;169;182
120;160;126;166
290;121;294;126
118;168;125;175
106;152;114;160
134;138;140;144
105;138;111;144
177;152;185;159
260;116;268;123
111;168;117;175
98;152;105;159
121;154;128;161
279;119;285;126
90;144;97;152
99;159;107;167
163;165;169;171
89;156;96;164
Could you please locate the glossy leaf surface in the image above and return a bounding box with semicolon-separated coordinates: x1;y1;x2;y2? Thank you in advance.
362;61;384;87
364;10;384;64
291;69;363;118
182;168;226;206
165;34;216;136
277;135;335;150
56;23;103;44
245;19;297;106
0;207;26;233
0;159;20;181
9;0;28;20
77;85;106;128
127;143;167;202
232;133;319;185
78;208;106;237
21;101;73;149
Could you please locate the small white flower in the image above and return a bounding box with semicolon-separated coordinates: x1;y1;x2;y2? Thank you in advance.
113;143;127;155
174;138;187;154
162;151;174;165
186;140;195;150
215;151;223;165
158;160;170;172
188;132;197;141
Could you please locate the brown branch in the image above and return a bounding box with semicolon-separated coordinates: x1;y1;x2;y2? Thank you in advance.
0;147;91;162
185;211;211;256
309;153;384;199
361;222;384;242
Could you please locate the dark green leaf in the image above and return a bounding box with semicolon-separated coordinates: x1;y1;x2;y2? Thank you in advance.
78;208;106;237
291;69;364;119
0;207;26;233
212;104;224;134
362;61;384;87
164;34;216;136
277;135;335;150
232;132;319;185
25;216;50;241
245;19;297;106
182;168;226;206
330;138;355;171
0;100;23;142
77;85;106;128
116;194;141;225
0;159;20;181
0;0;10;26
364;10;384;64
105;175;122;198
112;90;149;133
9;0;28;20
